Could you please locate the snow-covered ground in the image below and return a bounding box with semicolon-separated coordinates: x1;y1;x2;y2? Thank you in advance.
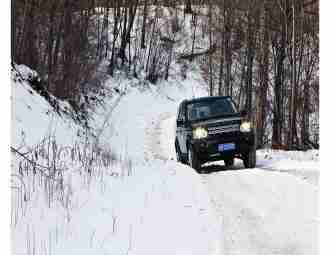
11;64;224;255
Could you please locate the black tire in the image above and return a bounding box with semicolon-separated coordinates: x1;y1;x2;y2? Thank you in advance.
224;157;234;168
175;140;183;163
243;148;256;168
188;145;201;173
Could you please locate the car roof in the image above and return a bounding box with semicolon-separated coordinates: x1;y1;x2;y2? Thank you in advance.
183;96;232;105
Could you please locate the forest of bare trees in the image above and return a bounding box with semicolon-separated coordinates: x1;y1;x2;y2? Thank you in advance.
12;0;319;150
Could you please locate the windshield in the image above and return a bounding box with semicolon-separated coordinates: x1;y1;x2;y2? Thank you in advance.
187;97;237;121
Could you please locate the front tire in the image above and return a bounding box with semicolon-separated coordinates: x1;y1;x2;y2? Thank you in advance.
224;157;234;168
243;148;256;168
175;140;183;163
188;145;201;173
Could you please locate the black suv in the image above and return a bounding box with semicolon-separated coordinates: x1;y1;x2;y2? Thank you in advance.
175;96;256;172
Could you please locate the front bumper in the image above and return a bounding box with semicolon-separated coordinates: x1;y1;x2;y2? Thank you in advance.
191;131;255;163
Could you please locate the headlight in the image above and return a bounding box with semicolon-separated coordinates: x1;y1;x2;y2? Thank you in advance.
193;127;208;139
240;121;252;132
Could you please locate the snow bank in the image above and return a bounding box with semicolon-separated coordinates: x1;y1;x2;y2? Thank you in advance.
12;159;222;255
11;64;81;150
257;149;319;185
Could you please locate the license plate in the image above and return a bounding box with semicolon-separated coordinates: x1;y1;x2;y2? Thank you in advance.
218;143;235;152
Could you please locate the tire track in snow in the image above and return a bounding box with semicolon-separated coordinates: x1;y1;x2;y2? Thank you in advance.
146;113;225;255
257;165;319;186
144;112;173;161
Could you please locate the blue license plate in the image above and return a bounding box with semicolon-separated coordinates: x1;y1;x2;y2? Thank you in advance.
218;143;235;152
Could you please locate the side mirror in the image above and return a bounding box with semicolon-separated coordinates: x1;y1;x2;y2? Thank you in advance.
240;109;248;117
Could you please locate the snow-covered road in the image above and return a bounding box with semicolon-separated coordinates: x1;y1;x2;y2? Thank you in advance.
151;114;319;255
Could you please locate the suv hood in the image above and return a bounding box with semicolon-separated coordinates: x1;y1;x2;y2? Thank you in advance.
190;115;242;128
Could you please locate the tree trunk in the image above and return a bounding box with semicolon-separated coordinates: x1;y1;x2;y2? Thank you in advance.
245;7;255;119
288;2;297;149
141;0;148;49
256;0;269;148
272;23;286;148
224;0;232;96
185;0;193;14
119;0;139;63
208;1;213;96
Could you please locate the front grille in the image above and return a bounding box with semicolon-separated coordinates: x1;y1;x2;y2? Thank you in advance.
208;124;240;135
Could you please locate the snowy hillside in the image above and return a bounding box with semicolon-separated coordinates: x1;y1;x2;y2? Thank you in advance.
11;64;82;149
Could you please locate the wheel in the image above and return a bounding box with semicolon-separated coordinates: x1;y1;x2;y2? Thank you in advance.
243;148;256;168
188;145;201;173
175;140;183;163
224;157;234;168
